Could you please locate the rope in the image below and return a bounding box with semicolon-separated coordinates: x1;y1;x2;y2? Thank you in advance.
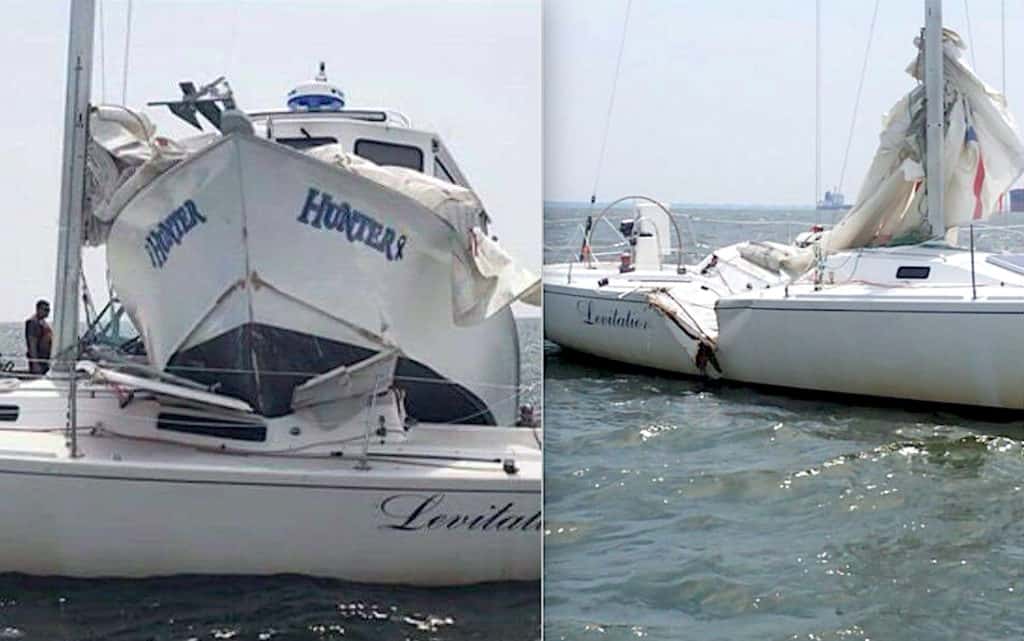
590;0;633;208
815;0;821;215
97;0;106;102
963;0;978;71
838;0;881;196
1001;0;1006;95
121;0;133;104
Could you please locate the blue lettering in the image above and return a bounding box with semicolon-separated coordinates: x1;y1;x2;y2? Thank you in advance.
143;200;207;270
297;188;320;224
184;200;206;225
364;219;384;250
334;201;352;232
381;228;396;259
296;187;406;262
310;193;332;229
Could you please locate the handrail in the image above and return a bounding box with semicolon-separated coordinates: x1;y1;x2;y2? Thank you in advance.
582;195;688;273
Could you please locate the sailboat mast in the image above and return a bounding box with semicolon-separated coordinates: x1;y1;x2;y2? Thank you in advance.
52;0;95;372
924;0;944;236
815;0;821;208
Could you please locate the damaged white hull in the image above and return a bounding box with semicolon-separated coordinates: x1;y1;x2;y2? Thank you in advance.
0;378;540;585
544;274;699;374
106;134;520;424
545;244;1024;410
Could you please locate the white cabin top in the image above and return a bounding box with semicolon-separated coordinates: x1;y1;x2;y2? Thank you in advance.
245;64;473;192
149;65;476;196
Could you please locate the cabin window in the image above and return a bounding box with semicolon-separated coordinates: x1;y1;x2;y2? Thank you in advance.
434;157;456;184
354;139;424;171
0;405;17;422
896;266;930;279
276;136;338;151
157;413;267;442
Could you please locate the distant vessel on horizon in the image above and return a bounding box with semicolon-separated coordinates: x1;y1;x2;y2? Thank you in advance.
817;188;852;210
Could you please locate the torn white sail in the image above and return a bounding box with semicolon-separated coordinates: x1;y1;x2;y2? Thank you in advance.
785;29;1024;273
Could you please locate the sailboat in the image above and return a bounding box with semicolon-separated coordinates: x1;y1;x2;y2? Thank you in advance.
0;0;541;585
545;0;1024;411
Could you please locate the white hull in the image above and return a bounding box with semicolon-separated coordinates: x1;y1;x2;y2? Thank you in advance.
544;245;1024;410
717;293;1024;409
0;379;540;585
544;280;697;374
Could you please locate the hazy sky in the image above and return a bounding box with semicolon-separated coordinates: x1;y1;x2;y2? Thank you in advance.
544;0;1024;206
0;0;540;322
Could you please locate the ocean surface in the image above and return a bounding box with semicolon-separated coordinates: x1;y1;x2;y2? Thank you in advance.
544;203;1024;641
0;318;541;641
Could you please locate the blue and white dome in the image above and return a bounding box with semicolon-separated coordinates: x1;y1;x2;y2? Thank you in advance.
286;62;345;112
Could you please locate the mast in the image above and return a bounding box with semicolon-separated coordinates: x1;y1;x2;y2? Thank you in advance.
815;0;821;208
924;0;944;236
51;0;95;372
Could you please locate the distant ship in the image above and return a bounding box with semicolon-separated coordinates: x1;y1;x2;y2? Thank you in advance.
817;188;852;210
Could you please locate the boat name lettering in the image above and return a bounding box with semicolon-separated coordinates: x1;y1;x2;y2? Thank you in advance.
296;187;407;261
144;199;207;269
577;300;648;329
379;493;541;533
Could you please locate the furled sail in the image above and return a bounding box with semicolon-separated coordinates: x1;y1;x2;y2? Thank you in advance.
784;29;1024;274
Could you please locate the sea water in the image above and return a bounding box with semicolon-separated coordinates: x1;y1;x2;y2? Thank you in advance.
544;203;1024;641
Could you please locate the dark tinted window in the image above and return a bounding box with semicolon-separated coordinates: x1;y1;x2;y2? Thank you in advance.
0;405;17;422
355;139;424;171
276;136;338;151
157;413;266;442
896;266;930;279
434;157;456;184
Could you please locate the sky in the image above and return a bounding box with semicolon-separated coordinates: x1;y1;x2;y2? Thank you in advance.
0;0;540;322
544;0;1024;206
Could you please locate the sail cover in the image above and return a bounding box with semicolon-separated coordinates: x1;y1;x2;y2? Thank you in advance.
784;29;1024;273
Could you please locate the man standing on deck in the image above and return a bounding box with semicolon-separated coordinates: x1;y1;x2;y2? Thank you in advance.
25;300;52;375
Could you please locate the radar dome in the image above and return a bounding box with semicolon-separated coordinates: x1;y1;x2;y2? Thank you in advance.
286;62;345;112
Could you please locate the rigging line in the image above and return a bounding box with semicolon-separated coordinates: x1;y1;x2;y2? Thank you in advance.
963;0;978;70
1000;0;1008;216
121;0;133;105
590;0;633;208
815;0;821;216
97;0;106;102
1001;0;1006;95
838;0;881;194
223;1;241;79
